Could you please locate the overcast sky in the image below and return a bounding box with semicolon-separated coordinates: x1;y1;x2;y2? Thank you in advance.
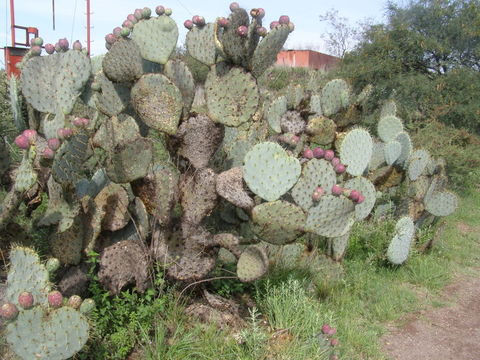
1;0;390;61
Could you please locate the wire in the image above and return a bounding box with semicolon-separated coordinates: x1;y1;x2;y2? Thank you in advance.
70;0;78;43
174;0;194;17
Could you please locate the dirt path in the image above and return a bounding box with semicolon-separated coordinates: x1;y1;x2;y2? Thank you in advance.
382;273;480;360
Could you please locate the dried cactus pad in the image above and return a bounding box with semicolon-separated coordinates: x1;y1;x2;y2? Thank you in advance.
377;115;404;142
6;306;89;360
320;79;351;117
386;216;415;265
344;177;376;220
52;130;89;187
21;50;91;114
102;38;143;82
292;159;337;211
216;166;254;210
243;142;301;201
339;128;373;176
132;14;178;64
305;195;355;238
252;200;306;245
251;24;290;79
186;23;222;65
205;67;259;127
425;191;458;217
6;247;50;306
131;73;182;135
237;245;269;282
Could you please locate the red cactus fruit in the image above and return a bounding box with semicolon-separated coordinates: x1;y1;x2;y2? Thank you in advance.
256;26;267;37
30;46;42;56
322;324;331;334
331;157;341;167
73;117;89;128
229;2;240;11
44;43;55;54
47;138;61;151
303;148;314;159
184;20;194;29
334;164;346;174
164;8;172;16
313;147;325;158
127;14;138;24
331;185;343;196
349;190;360;202
0;303;18;320
58;38;69;50
312;191;322;202
192;15;205;26
42;148;55;159
236;25;248;37
67;295;82;309
22;129;37;144
134;8;143;20
48;291;63;308
155;5;165;15
105;33;116;44
57;127;73;140
14;135;30;150
357;194;365;204
123;20;134;29
250;8;265;19
18;292;34;309
324;150;335;161
72;40;82;50
330;338;339;346
270;21;279;29
315;186;325;197
327;327;337;335
279;15;290;25
112;27;122;37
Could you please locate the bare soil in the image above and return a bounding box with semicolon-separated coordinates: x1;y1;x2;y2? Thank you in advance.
382;272;480;360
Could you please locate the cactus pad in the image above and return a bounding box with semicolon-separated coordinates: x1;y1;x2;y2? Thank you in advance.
344;177;376;220
339;128;373;176
331;232;350;261
380;100;397;117
425;191;458;217
395;131;412;166
252;200;306;245
266;95;287;133
243;142;301;201
186;23;222;65
164;59;195;115
386;216;415;265
221;8;250;65
320;79;351;117
309;94;323;115
408;149;431;181
93;114;140;151
237;245;269;282
205;66;259;127
94;73;130;116
131;73;182;135
102;38;143;82
384;140;402;165
377;115;403;142
14;150;37;192
281;110;305;135
216;166;254;210
51;218;84;265
306;116;336;145
52;130;89;187
369;141;385;170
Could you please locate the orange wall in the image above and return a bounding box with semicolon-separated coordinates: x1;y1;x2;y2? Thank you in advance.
276;50;340;71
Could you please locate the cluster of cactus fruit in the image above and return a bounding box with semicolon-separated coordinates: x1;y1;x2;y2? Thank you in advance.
0;3;461;356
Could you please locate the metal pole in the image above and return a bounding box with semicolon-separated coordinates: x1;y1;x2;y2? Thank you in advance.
86;0;91;56
52;0;55;30
10;0;15;46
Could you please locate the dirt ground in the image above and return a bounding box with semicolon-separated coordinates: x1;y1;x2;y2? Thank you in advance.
382;272;480;360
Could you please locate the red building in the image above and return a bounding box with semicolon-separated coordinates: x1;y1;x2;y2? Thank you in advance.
276;50;340;71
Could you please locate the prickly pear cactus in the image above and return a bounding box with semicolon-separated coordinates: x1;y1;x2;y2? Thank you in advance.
386;216;415;265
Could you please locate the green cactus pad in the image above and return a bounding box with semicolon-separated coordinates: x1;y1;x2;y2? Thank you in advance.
309;94;323;115
380;100;397;118
21;50;91;114
425;191;458;217
14;151;37;192
251;24;290;79
425;175;448;204
246;17;262;58
369;141;385;170
331;232;350;261
6;247;51;306
52;130;89;187
102;38;143;82
305;195;355;238
384;140;402;165
164;59;195;115
339;128;373;176
132;14;179;64
306;116;336;145
286;84;305;109
266;95;287;133
252;200;306;245
93;114;140;152
131;73;182;135
221;8;250;65
105;137;153;183
6;306;89;360
408;149;431;181
395;131;412;166
321;79;351;117
177;115;224;169
281;111;305;134
205;66;259;127
243;142;301;201
94;73;130;116
344;177;376;220
386;216;415;265
216;166;254;210
42;112;65;140
410;175;430;201
237;245;269;282
377;115;403;142
292;159;337;211
185;23;222;65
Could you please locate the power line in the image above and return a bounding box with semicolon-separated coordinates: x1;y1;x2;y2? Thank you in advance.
70;0;78;43
174;0;194;17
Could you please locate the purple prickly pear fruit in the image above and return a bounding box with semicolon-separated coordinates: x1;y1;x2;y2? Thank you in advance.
32;37;43;46
47;138;61;151
184;20;194;30
324;149;335;161
327;327;337;336
236;25;248;37
330;338;339;346
290;135;300;144
279;15;290;25
192;15;205;26
312;191;322;202
288;22;295;32
0;303;18;320
313;147;325;158
303;148;314;159
44;43;55;54
127;14;138;24
217;17;229;27
331;157;340;167
334;164;346;174
73;117;89;127
330;355;339;360
48;291;63;308
349;190;360;202
57;127;73;140
14;135;29;149
42;148;55;159
58;38;69;50
256;26;267;37
54;42;61;52
72;40;82;51
120;27;131;37
22;129;37;144
270;21;279;29
30;46;42;56
321;324;331;334
155;5;165;16
229;2;240;11
105;33;116;45
142;7;152;18
123;20;134;29
357;194;365;204
134;9;143;20
250;8;265;19
164;8;172;16
331;185;343;196
18;292;34;309
67;295;82;309
113;27;122;37
315;186;325;196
